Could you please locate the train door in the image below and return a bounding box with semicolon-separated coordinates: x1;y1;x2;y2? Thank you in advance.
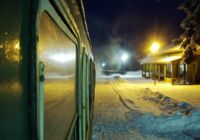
89;59;95;111
81;49;87;140
77;46;83;140
37;9;78;140
86;55;90;134
80;48;91;140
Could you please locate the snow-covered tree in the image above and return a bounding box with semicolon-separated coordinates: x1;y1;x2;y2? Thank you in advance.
179;0;200;64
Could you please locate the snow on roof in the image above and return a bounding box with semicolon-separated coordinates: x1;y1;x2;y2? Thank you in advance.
158;44;183;55
195;46;200;55
140;44;184;64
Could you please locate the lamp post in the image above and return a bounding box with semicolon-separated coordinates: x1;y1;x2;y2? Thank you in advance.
121;53;128;73
150;41;160;86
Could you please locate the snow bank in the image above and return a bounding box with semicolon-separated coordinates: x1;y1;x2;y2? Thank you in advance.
126;88;200;140
97;70;142;79
142;88;194;115
127;110;200;139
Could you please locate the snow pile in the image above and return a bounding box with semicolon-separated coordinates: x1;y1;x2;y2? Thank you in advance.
142;88;195;116
126;88;200;139
97;70;142;79
126;110;200;139
124;71;142;78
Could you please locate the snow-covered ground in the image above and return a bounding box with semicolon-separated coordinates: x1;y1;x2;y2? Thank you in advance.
92;71;200;140
96;70;142;79
96;70;142;83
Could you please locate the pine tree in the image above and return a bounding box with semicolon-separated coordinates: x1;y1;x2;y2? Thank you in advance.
179;0;200;64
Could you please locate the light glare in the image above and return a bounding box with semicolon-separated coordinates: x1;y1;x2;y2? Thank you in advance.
121;53;128;62
102;62;106;67
15;42;20;50
151;42;160;53
51;53;75;63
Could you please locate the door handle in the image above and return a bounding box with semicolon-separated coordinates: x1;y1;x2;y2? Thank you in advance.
38;61;45;140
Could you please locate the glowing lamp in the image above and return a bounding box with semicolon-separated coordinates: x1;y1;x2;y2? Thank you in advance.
150;42;160;54
102;62;106;67
121;53;128;62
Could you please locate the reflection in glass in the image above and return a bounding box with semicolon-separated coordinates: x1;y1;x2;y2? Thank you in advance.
38;12;76;140
50;53;75;63
0;1;29;139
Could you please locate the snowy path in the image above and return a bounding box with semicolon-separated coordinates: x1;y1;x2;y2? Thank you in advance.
92;77;200;140
92;80;168;140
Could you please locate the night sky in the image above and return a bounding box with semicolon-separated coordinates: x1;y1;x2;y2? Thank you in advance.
84;0;185;70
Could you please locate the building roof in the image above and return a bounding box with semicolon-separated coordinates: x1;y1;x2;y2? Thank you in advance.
140;44;184;64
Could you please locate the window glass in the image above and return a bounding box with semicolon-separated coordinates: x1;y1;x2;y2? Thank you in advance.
38;12;76;140
0;1;21;84
0;1;29;139
180;64;187;77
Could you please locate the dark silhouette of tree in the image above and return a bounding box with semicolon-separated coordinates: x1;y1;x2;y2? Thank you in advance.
179;0;200;64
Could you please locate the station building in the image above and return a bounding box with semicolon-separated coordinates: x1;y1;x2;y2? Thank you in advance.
140;44;200;85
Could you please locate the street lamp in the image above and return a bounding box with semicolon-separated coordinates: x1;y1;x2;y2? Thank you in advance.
102;62;106;67
101;62;106;67
150;41;160;85
102;62;106;71
151;42;160;53
121;53;128;72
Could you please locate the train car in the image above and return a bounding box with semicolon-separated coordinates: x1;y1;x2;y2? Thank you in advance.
0;0;95;140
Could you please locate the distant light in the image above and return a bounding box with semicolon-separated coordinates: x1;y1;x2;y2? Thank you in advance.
51;53;75;63
15;42;20;50
150;41;160;53
121;53;128;62
102;62;106;67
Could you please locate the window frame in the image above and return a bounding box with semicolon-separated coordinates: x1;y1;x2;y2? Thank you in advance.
36;0;79;139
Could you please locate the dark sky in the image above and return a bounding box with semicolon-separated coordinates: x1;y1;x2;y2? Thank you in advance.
84;0;185;70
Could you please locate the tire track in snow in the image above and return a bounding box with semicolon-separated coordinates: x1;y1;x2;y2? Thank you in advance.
111;84;134;112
